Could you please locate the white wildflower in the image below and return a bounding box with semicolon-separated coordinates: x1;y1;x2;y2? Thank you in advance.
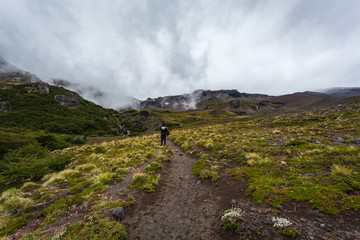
221;208;241;223
272;216;292;228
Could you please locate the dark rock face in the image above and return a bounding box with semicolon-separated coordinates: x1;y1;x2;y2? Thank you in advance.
52;79;72;88
229;100;241;109
0;101;8;113
139;110;150;117
25;83;49;94
54;94;82;109
141;98;162;109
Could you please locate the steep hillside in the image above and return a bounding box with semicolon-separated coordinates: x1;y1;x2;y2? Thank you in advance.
0;79;126;136
0;59;145;192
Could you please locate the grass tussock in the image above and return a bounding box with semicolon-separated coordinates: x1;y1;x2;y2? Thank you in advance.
42;169;79;187
331;164;353;177
171;99;360;215
0;188;33;214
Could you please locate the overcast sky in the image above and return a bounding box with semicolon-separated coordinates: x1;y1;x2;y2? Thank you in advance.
1;0;360;108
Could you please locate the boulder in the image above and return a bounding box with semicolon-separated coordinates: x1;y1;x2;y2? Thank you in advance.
0;101;8;113
335;137;344;143
112;207;124;221
25;83;49;94
54;94;82;109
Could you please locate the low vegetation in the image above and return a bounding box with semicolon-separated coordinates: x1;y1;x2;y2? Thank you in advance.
0;83;124;136
0;130;77;191
0;133;169;238
171;99;360;216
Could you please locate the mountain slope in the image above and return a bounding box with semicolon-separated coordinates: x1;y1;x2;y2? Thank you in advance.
134;88;359;115
0;60;127;136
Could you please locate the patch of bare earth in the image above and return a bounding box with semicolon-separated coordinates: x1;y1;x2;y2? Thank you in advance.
122;140;237;240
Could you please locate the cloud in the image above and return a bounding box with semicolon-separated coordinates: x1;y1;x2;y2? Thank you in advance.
0;0;360;108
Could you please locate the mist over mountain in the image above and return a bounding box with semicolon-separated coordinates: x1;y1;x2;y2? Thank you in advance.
1;56;359;115
324;87;360;97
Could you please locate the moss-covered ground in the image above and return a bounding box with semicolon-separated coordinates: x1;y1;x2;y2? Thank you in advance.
0;133;171;239
171;99;360;216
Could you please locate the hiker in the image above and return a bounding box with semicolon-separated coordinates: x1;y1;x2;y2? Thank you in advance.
160;123;170;145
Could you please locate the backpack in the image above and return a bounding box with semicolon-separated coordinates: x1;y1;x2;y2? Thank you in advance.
166;127;170;136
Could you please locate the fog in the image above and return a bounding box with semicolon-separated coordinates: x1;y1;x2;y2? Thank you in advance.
1;0;360;108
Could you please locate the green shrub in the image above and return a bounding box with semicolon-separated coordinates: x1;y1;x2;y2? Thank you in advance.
145;151;156;159
63;214;127;239
47;153;74;172
0;217;27;237
36;131;70;150
94;146;106;154
21;182;41;192
144;162;164;173
199;170;219;181
0;143;74;191
0;188;33;214
192;159;211;176
156;154;169;161
129;173;160;192
38;196;84;225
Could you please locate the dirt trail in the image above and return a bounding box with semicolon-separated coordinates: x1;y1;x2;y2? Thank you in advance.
123;141;234;240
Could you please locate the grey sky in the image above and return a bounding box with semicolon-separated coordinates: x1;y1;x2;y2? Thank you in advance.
0;0;359;108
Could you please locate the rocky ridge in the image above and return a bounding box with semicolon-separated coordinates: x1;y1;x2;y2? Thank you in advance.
132;88;359;115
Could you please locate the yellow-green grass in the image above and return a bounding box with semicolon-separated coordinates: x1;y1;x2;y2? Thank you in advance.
171;100;360;215
0;133;169;238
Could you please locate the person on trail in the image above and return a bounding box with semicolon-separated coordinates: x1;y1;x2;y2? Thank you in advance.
160;123;170;146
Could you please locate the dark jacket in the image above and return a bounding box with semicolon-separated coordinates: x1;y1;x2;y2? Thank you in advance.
161;126;170;136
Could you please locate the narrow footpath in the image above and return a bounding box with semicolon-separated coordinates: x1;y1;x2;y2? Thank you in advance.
123;140;238;240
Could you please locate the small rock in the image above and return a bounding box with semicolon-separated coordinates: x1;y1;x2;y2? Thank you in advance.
276;205;283;210
319;223;325;229
112;207;124;221
335;137;344;143
163;229;168;233
328;224;333;228
346;233;355;239
204;199;207;202
262;230;270;237
230;199;237;206
336;116;343;120
197;180;201;184
250;208;257;212
310;237;314;240
352;138;360;144
300;217;307;222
